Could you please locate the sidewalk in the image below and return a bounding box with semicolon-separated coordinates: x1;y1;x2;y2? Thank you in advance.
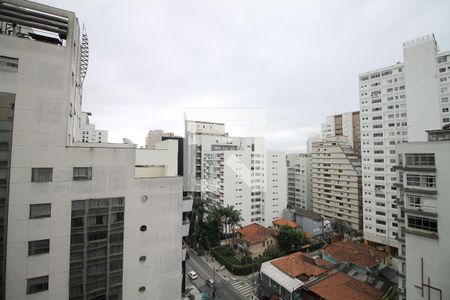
201;253;259;283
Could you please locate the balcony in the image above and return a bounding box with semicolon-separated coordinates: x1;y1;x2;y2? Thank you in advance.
183;195;193;213
182;219;190;237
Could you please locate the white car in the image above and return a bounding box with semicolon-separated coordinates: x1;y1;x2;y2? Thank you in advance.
188;271;198;280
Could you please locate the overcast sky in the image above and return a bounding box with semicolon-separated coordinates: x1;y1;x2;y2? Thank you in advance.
40;0;450;151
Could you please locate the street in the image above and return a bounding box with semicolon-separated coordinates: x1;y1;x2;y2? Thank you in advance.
186;248;249;300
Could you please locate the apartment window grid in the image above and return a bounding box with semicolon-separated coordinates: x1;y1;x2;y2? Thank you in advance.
359;65;407;244
405;153;435;167
69;197;125;300
407;216;438;233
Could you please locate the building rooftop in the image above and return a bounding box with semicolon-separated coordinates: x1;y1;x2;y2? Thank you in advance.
294;208;323;221
236;223;275;245
307;272;384;300
322;240;388;269
271;252;329;279
273;218;299;229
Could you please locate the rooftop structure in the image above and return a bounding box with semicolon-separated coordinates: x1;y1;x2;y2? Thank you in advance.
322;240;388;271
272;218;299;230
304;272;384;300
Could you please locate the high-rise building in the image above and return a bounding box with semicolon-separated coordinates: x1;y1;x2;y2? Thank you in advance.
286;153;312;210
321;111;361;157
359;34;449;252
183;120;228;193
201;136;266;226
394;128;450;300
79;112;108;143
0;1;186;299
264;152;287;227
311;138;362;231
145;129;175;150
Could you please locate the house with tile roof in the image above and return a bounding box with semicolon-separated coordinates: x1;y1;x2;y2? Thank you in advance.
272;218;300;230
258;252;332;300
301;271;385;300
235;223;278;258
321;240;389;275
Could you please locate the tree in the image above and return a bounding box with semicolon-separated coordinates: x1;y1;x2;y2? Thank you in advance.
188;200;243;249
277;225;307;255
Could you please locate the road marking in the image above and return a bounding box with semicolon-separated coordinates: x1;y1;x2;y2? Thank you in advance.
231;280;254;298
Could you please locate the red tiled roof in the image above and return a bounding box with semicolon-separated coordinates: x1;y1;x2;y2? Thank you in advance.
322;240;388;269
271;252;327;278
309;272;384;300
272;218;299;229
236;223;275;245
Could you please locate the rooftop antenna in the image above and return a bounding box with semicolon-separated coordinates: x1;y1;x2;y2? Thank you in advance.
80;24;89;83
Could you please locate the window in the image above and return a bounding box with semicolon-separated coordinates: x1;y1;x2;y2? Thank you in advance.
0;55;19;72
30;204;51;219
73;167;92;180
27;276;49;294
438;56;447;63
28;239;50;255
408;216;437;233
443;107;449;113
31;168;52;182
408;196;421;208
405;154;435;167
406;175;436;188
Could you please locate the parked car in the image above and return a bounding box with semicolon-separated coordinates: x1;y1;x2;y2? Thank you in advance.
206;278;215;288
188;271;198;280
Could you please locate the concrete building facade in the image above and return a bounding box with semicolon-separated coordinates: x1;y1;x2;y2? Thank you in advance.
0;1;186;300
394;129;450;300
145;130;175;150
359;34;449;252
311;138;362;231
264;152;287;227
201;137;266;226
79;112;108;143
321;111;361;157
286;153;312;210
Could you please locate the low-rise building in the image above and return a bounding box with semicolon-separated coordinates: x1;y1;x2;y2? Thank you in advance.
259;252;331;300
235;223;277;258
321;240;388;275
272;218;299;231
302;271;384;300
283;208;325;237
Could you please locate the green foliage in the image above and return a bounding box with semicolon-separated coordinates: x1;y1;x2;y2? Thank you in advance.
211;246;275;276
188;199;243;250
277;225;308;255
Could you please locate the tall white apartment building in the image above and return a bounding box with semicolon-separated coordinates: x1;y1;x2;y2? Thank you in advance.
184;120;227;193
394;129;450;300
264;152;287;227
359;34;449;252
201;137;266;226
79;112;108;143
392;37;450;300
311;138;362;231
0;1;187;300
145;129;175;150
321;111;361;157
286;153;312;210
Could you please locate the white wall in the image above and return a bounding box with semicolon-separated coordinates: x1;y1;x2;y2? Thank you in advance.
404;35;441;142
265;152;287;227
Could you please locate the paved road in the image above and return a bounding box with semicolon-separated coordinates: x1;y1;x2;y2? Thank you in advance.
186;248;246;300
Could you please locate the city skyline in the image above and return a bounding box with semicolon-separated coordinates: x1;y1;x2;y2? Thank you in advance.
34;0;450;151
